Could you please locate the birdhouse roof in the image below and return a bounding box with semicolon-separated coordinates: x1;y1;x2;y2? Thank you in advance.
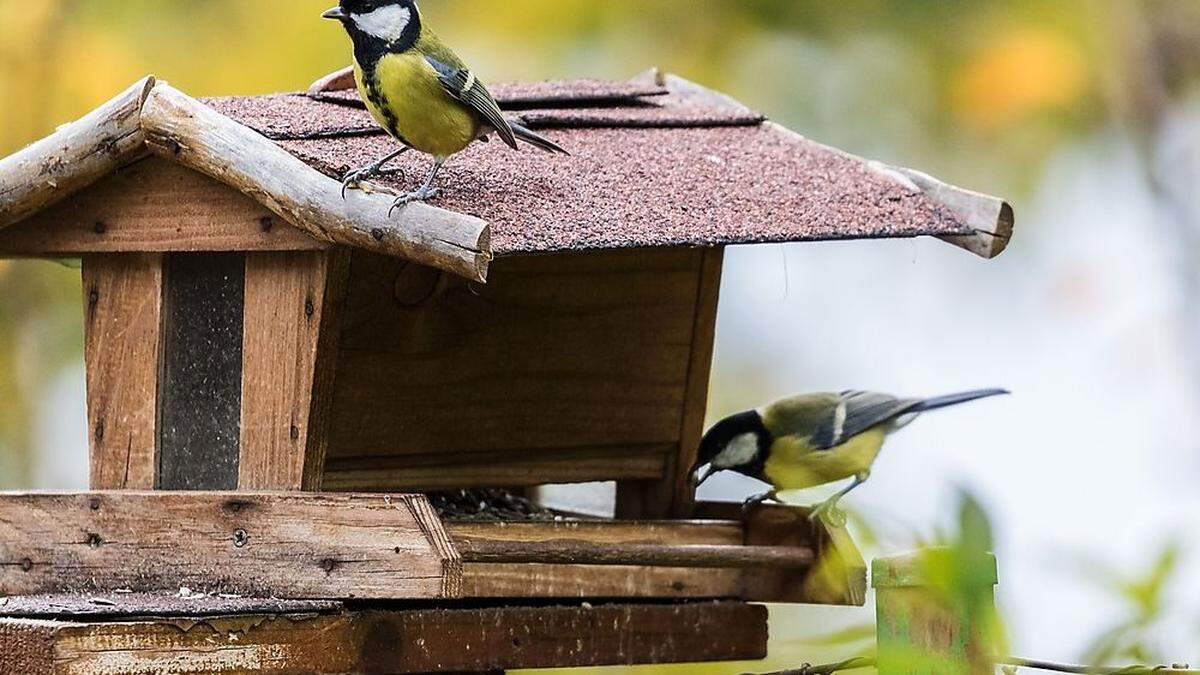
0;72;1013;282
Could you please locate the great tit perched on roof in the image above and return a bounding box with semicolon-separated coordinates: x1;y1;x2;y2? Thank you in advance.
323;0;567;210
689;389;1009;522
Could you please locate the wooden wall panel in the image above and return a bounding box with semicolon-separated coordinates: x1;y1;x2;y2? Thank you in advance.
240;250;348;490
325;248;706;490
82;254;163;490
0;158;325;257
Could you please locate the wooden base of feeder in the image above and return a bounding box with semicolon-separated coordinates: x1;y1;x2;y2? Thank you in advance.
0;599;766;674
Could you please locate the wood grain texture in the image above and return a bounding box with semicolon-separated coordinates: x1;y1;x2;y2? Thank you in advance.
322;444;669;491
82;254;163;490
325;249;704;491
0;492;456;600
458;563;746;599
139;83;491;281
0;158;327;257
239;250;348;491
156;253;245;491
0;602;767;674
617;247;723;519
0;77;154;232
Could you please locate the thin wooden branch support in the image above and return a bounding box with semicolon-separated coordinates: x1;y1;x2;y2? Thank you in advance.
636;69;1015;259
139;83;491;281
454;539;815;569
0;76;155;230
309;66;357;93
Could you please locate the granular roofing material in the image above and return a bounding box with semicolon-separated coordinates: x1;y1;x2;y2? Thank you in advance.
206;77;974;256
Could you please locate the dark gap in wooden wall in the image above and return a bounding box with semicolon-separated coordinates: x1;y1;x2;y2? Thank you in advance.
156;252;245;490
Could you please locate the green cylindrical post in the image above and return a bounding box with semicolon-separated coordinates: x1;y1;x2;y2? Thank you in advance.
873;550;998;675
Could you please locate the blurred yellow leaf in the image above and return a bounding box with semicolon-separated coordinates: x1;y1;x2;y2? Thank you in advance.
952;26;1088;131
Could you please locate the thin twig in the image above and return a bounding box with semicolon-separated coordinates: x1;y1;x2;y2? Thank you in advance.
1001;657;1197;675
743;656;876;675
745;656;1196;675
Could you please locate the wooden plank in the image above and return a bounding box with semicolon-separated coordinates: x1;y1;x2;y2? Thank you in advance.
0;594;341;619
617;247;723;518
459;563;745;599
82;254;163;490
157;253;246;490
456;540;814;568
446;519;744;546
322;444;669;491
325;249;701;490
239;250;348;490
0;602;767;673
0;158;328;257
0;492;456;600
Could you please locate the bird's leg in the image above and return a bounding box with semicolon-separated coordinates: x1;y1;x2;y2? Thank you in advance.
742;489;783;513
808;472;870;526
389;157;448;215
341;147;410;199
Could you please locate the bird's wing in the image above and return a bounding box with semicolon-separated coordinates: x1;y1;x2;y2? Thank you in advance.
424;54;518;150
810;391;923;450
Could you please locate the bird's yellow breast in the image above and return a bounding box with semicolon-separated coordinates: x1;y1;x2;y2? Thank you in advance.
763;427;886;490
355;52;480;158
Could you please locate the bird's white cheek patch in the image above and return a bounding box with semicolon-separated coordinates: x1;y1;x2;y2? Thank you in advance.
714;432;759;468
353;5;412;42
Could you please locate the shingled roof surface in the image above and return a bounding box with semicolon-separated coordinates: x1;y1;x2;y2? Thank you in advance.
204;78;972;256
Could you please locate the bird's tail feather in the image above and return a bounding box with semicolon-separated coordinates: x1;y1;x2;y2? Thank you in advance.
511;122;570;155
911;388;1009;413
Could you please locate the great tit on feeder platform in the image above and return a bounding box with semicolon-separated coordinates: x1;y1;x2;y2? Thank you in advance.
323;0;567;210
689;389;1009;522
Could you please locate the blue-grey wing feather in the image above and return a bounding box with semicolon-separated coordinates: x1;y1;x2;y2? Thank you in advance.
424;55;517;149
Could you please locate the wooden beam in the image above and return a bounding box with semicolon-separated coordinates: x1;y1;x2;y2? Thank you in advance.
0;158;328;257
0;492;458;600
456;539;814;568
0;77;155;232
139;83;491;281
617;247;723;518
0;602;767;673
82;253;163;490
309;66;356;93
239;250;348;490
156;253;246;491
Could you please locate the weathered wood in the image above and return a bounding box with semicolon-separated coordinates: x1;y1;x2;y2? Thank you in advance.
0;77;155;232
0;602;767;674
874;550;998;674
309;66;356;93
82;254;163;490
239;250;348;490
0;492;456;600
617;247;723;518
322;444;669;491
0;594;342;619
157;253;245;491
0;158;327;257
459;563;746;599
456;539;814;569
139;83;491;281
325;249;703;490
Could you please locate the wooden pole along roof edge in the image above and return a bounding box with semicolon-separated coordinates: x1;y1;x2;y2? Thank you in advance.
634;68;1015;260
0;77;492;282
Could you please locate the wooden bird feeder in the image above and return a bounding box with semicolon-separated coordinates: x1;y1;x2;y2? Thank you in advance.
0;69;1013;673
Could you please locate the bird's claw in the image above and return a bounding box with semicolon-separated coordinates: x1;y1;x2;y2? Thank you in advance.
741;491;781;514
341;169;371;200
388;186;441;216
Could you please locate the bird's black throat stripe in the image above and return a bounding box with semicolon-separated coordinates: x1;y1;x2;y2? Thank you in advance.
362;73;410;147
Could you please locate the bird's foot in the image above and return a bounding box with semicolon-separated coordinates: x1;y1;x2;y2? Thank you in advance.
741;491;781;514
341;167;376;199
807;498;848;527
388;186;441;216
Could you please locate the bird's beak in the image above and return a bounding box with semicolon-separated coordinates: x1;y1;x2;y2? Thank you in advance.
322;7;346;20
689;464;716;487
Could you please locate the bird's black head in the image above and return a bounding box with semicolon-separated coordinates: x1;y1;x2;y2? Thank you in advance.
324;0;421;54
689;410;771;487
